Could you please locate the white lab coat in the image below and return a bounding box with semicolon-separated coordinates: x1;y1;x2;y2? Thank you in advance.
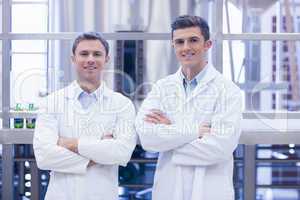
136;65;242;200
33;81;137;200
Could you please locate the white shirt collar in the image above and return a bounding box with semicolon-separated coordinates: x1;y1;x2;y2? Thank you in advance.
67;80;111;100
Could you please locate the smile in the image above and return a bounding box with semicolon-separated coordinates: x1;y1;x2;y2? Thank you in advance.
182;52;195;59
84;66;97;70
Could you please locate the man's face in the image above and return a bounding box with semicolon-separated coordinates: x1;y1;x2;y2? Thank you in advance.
172;26;212;69
72;39;109;83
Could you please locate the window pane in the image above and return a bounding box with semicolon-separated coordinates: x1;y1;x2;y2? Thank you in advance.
0;2;2;32
257;146;300;159
0;40;2;110
12;4;48;33
12;40;47;53
234;161;244;200
257;187;300;199
11;54;47;106
257;163;300;185
12;54;46;69
13;0;47;2
47;0;213;33
224;0;300;33
223;40;300;111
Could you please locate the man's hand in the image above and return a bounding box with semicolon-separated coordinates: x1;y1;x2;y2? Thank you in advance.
101;133;114;140
144;109;171;125
88;160;96;167
57;137;78;153
198;123;211;138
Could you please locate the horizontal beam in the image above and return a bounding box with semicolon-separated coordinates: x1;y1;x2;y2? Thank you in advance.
256;185;300;189
240;131;300;145
3;111;300;119
242;111;300;119
0;32;171;40
1;129;300;144
237;82;289;91
14;157;300;164
0;32;300;41
222;33;300;41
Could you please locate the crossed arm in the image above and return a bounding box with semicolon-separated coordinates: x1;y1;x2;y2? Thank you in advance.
144;109;211;137
33;99;136;173
135;82;242;166
57;134;114;167
135;84;213;153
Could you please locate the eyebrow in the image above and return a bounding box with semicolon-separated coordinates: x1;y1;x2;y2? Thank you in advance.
173;36;201;41
78;50;103;53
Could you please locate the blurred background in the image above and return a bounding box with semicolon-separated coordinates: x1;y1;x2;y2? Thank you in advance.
0;0;300;199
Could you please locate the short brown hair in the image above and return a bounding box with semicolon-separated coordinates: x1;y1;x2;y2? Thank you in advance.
72;32;109;55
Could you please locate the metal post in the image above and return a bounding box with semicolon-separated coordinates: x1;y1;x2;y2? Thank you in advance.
18;161;25;196
213;0;223;73
31;161;40;200
244;145;256;200
94;0;105;32
2;0;14;200
169;0;180;74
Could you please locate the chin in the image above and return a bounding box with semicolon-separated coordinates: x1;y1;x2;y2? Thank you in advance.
182;63;198;68
81;74;98;81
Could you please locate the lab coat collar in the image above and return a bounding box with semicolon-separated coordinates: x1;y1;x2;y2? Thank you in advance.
179;64;208;86
66;80;112;100
175;64;218;88
175;64;219;102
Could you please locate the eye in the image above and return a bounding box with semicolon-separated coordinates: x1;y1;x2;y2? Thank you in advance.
189;37;200;43
94;52;103;57
79;51;89;56
174;39;184;45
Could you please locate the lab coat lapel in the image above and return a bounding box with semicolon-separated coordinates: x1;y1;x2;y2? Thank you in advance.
168;70;186;112
173;69;186;98
65;81;86;116
191;167;206;200
64;81;111;138
185;65;218;104
65;81;110;115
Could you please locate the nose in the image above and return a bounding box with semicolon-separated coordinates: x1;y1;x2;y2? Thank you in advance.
87;54;95;64
182;40;191;50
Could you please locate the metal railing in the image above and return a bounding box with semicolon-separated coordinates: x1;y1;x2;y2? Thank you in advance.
0;111;300;199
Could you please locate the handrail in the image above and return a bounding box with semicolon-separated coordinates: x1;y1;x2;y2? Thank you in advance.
2;110;300;119
0;129;299;144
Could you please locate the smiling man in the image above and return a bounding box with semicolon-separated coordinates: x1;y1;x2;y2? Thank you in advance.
33;32;136;200
136;15;243;200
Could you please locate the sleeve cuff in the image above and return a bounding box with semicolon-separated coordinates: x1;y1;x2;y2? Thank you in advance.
78;136;91;158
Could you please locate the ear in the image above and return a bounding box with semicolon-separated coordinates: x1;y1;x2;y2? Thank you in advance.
71;55;75;64
171;40;175;48
204;40;212;51
105;55;110;63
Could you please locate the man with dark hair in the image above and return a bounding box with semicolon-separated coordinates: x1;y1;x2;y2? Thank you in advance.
136;15;242;200
171;15;210;41
34;32;136;200
72;32;110;56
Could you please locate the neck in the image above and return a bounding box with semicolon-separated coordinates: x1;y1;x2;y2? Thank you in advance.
182;61;207;81
77;80;101;93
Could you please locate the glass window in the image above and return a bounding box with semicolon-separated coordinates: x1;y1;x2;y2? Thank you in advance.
13;0;47;2
11;53;47;106
11;4;48;33
234;161;244;200
0;2;2;33
257;188;300;200
224;0;300;33
12;40;47;53
0;40;2;115
47;0;214;33
223;40;300;111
